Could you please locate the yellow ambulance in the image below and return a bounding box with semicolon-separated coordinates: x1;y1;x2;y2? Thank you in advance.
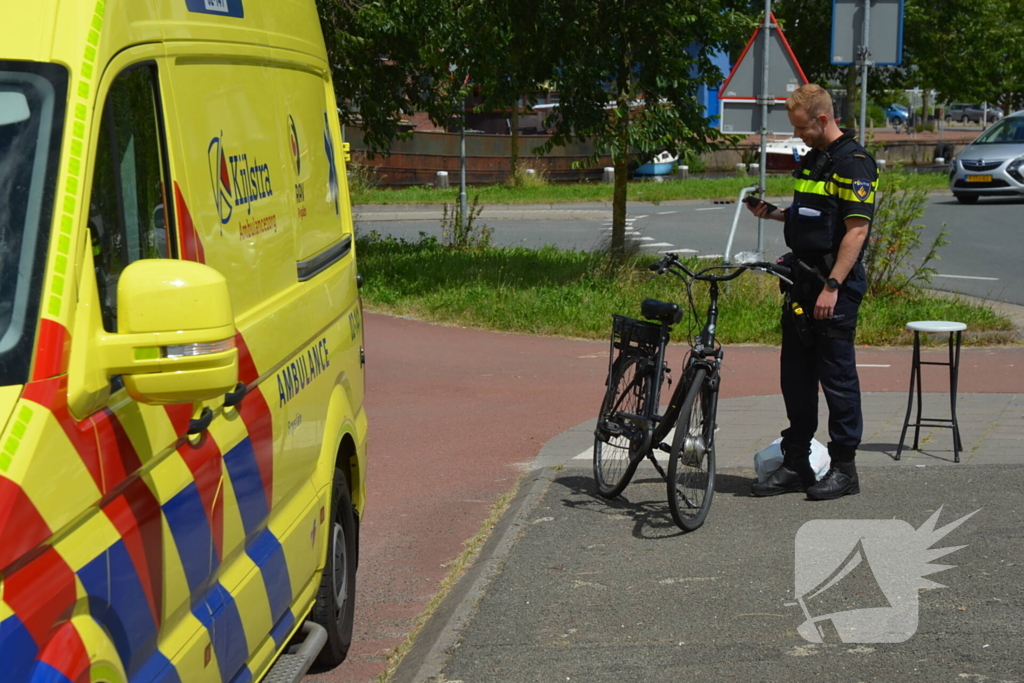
0;0;367;681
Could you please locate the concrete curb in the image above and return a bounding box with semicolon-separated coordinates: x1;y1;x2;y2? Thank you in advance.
390;467;558;683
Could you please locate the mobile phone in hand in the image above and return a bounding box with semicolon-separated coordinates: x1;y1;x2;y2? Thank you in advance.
743;195;778;214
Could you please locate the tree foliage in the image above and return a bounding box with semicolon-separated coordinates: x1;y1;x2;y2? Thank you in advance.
535;0;748;259
771;0;1024;113
315;0;472;155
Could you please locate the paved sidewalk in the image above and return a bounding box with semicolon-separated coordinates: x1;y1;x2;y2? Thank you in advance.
539;392;1024;470
394;392;1024;682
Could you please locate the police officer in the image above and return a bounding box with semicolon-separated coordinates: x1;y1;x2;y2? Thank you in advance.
747;84;878;500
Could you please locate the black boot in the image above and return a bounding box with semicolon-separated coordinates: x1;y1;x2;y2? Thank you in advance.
751;466;807;496
752;441;816;496
807;446;860;500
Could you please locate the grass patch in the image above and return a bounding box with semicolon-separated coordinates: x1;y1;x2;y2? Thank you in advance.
374;481;521;683
358;236;1015;346
352;172;950;205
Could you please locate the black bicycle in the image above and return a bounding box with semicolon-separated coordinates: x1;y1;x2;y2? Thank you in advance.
593;253;796;532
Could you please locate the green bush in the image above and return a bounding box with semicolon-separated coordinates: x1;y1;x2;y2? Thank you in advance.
864;163;948;298
868;104;887;127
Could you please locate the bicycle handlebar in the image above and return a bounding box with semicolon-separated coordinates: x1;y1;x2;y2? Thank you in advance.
649;252;826;286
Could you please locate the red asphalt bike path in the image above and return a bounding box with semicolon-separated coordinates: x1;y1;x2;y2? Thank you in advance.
313;312;1024;682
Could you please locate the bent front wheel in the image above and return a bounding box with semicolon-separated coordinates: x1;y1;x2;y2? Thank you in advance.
593;352;650;498
667;368;717;532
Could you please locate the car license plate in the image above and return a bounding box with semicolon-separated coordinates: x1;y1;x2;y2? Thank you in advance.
967;175;993;183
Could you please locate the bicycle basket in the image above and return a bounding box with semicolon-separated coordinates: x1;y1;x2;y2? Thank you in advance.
610;314;663;353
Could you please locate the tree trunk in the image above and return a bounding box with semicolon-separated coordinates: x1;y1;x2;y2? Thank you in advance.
844;65;857;128
510;104;520;185
610;100;631;261
611;143;628;260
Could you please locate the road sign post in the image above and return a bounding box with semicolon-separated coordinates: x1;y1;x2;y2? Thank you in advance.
719;8;808;259
831;0;904;145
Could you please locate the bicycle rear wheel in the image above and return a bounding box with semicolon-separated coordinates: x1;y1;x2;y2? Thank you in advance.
593;351;650;498
667;367;717;531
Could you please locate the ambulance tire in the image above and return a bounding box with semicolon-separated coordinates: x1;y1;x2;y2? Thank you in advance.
313;467;357;666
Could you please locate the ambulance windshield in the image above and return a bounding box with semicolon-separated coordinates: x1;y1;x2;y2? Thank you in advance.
0;62;67;385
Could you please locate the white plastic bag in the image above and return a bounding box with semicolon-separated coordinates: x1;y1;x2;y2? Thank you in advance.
754;437;830;483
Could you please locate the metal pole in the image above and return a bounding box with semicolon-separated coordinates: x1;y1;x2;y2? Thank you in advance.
460;99;468;233
725;185;760;263
858;0;871;147
757;0;772;257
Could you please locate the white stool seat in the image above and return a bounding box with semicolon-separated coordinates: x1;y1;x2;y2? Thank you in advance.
906;320;967;333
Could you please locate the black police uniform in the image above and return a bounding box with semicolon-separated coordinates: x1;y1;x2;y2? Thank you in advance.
779;129;877;485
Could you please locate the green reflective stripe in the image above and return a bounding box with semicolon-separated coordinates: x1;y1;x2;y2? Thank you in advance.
794;178;829;195
833;173;854;184
845;213;872;220
837;187;875;203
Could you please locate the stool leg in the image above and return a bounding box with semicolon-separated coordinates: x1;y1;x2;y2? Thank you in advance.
912;331;924;450
896;331;920;460
951;330;963;463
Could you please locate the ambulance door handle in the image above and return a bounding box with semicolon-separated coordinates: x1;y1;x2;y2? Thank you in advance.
188;407;214;435
356;272;364;289
224;382;248;408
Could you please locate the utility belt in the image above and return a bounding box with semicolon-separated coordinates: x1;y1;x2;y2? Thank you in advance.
782;292;857;347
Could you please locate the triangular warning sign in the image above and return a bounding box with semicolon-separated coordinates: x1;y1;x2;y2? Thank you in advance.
719;13;808;101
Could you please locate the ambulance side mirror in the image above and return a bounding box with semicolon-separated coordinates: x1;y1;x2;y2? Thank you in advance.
105;260;239;404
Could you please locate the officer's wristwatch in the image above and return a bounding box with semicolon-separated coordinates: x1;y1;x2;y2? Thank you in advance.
826;277;841;290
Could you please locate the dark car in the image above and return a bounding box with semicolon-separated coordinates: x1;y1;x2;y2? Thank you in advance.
945;103;1004;125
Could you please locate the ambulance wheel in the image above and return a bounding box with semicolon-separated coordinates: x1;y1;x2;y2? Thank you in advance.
312;467;357;666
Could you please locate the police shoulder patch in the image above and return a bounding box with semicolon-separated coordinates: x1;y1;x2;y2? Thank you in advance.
852;179;872;201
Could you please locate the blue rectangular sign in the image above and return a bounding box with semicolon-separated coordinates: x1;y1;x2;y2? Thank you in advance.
185;0;245;19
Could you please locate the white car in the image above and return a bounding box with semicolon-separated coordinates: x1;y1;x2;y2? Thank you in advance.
949;111;1024;203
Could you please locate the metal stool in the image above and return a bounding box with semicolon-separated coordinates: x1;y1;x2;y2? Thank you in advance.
896;321;966;463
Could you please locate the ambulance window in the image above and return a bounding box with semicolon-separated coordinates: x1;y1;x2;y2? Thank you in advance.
88;64;172;332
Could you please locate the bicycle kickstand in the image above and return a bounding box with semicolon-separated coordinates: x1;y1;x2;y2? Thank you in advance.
647;446;669;481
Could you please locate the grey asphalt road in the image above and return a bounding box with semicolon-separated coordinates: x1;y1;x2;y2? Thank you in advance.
354;193;1024;305
392;389;1024;683
396;461;1024;683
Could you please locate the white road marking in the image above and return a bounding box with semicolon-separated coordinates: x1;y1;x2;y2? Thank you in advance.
698;254;723;259
695;207;726;211
633;215;649;219
641;242;676;249
657;211;677;215
933;274;999;281
637;236;656;241
661;248;697;254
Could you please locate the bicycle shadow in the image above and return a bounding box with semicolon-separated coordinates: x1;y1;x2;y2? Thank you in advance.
551;470;759;540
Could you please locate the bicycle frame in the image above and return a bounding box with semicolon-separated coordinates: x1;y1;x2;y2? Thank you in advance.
646;280;724;456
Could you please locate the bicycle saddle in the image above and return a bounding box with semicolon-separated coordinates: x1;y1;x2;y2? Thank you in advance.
641;298;683;325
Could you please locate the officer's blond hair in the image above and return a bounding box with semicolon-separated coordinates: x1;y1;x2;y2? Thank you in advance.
787;84;833;120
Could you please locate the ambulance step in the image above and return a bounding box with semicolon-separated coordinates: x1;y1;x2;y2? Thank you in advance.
262;621;327;683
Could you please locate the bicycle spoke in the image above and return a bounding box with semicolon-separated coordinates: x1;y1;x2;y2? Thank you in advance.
594;352;650;497
667;369;716;532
